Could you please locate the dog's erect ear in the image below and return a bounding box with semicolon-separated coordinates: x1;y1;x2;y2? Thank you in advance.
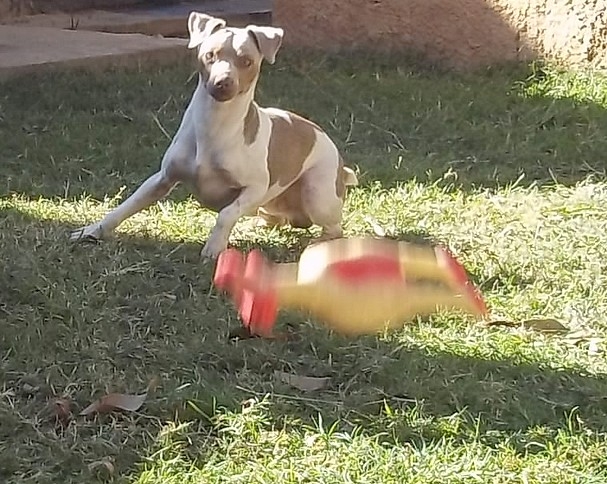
188;12;226;49
246;25;284;64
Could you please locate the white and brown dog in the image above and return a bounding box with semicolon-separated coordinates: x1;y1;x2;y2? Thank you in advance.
70;12;358;259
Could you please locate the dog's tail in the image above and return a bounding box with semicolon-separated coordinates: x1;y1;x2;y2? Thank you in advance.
342;166;358;187
336;156;358;199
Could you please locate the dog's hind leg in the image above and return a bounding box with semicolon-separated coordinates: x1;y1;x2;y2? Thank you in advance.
298;169;345;241
306;193;344;241
299;140;356;241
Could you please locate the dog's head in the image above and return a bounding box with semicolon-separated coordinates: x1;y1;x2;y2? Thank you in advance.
187;12;284;103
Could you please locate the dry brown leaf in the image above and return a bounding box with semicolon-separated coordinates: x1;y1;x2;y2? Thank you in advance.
146;376;160;394
80;392;147;416
485;318;569;334
274;371;330;392
88;459;115;479
50;397;72;426
80;378;158;417
522;318;569;333
484;320;518;328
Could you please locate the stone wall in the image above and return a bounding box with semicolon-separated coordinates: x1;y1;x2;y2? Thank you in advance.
273;0;607;70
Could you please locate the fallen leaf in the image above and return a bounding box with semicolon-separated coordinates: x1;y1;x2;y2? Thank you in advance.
80;392;147;416
274;371;330;392
80;378;158;417
146;376;161;394
522;318;569;333
484;320;518;328
484;318;569;334
50;397;72;426
88;458;115;478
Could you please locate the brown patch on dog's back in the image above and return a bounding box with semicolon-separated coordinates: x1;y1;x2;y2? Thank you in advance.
267;112;316;187
259;111;318;229
243;102;260;145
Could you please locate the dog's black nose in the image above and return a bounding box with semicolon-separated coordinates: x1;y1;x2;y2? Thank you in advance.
208;75;237;102
214;77;234;90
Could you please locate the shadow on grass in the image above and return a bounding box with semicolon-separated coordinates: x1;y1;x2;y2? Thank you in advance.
2;54;607;203
2;208;607;481
266;339;607;433
261;53;607;190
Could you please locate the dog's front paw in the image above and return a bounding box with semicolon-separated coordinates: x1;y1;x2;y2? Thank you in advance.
200;241;227;261
69;223;106;242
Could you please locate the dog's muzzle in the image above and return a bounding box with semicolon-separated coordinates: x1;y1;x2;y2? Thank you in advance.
208;76;237;102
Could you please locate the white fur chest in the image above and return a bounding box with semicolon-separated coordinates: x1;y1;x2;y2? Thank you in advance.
193;95;270;181
179;86;271;211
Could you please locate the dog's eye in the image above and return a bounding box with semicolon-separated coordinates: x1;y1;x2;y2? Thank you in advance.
240;56;253;68
204;51;215;62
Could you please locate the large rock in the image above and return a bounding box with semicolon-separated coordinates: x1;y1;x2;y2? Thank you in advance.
274;0;607;69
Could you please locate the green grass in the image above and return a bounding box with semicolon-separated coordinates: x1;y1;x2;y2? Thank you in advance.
2;52;607;483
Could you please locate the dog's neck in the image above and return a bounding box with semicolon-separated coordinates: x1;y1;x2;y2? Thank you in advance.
194;74;258;143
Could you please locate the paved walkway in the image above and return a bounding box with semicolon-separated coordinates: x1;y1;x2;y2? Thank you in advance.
0;25;188;79
0;0;271;79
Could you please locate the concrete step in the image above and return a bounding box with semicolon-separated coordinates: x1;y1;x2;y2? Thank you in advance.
0;25;188;79
2;0;273;38
0;0;272;80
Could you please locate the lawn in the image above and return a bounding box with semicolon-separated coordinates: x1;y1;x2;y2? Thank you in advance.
2;50;607;483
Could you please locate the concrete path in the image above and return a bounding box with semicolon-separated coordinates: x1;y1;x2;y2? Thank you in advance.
0;0;272;80
0;25;188;79
2;1;272;37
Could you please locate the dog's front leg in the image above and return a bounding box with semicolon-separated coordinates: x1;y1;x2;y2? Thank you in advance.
200;185;267;260
70;171;176;242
